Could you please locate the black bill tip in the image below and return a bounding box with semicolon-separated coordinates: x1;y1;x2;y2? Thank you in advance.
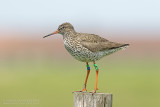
43;33;53;38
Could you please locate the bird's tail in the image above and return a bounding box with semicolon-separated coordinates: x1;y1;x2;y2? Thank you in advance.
119;44;129;50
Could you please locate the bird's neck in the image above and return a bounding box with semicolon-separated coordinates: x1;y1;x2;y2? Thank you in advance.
63;30;77;39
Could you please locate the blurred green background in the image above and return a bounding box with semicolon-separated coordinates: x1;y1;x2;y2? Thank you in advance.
1;0;160;107
1;39;160;107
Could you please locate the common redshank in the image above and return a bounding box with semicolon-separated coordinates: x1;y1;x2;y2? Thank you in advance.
43;22;129;93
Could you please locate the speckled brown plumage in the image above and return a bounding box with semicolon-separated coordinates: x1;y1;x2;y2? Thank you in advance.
43;22;129;93
55;22;129;62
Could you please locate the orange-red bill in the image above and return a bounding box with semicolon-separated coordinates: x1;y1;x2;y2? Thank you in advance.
43;30;59;38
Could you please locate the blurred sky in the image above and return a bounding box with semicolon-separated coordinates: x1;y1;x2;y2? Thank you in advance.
0;0;160;38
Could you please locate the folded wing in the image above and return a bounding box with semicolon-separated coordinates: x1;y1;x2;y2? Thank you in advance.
80;34;129;52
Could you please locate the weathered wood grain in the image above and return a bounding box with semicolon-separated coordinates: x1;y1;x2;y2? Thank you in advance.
73;92;112;107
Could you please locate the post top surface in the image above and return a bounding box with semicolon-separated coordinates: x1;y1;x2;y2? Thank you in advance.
73;92;112;95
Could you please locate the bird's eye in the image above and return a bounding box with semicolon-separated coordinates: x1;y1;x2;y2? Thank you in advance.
59;26;65;30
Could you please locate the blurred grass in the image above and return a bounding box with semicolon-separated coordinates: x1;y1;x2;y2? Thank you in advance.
0;58;160;107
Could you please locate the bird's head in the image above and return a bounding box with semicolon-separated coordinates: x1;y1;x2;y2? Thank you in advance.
43;22;74;38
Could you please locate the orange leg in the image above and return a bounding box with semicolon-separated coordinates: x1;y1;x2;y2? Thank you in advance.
81;62;90;92
74;62;90;92
91;61;99;93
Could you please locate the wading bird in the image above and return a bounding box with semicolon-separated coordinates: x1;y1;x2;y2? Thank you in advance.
43;22;129;93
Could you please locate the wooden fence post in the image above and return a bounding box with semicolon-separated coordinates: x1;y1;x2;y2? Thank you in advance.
73;92;112;107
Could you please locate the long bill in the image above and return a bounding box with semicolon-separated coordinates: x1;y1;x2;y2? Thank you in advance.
43;30;59;38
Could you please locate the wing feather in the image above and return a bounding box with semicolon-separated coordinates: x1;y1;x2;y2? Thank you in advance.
79;34;128;52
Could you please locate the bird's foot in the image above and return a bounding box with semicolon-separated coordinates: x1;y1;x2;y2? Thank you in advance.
74;87;87;92
74;85;87;92
90;88;98;94
81;87;87;92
